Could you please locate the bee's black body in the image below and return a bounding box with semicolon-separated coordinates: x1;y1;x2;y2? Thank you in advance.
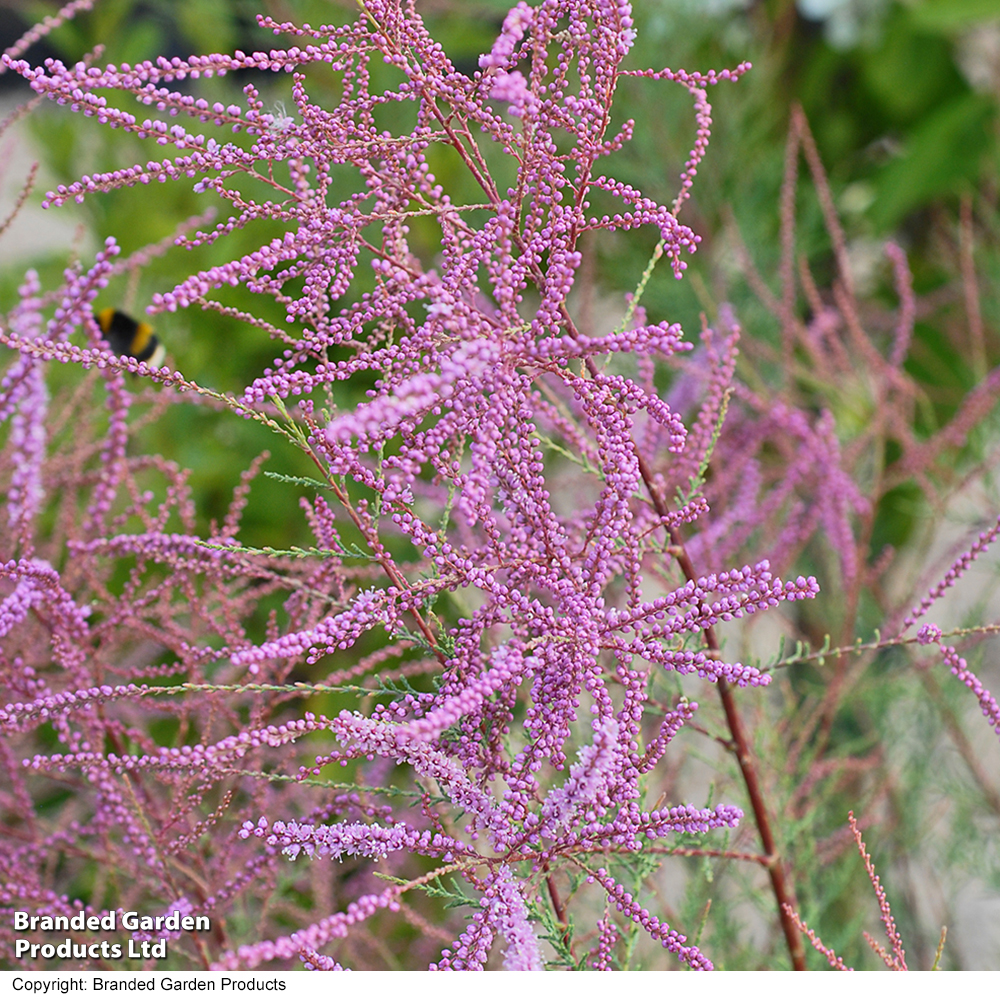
95;308;165;366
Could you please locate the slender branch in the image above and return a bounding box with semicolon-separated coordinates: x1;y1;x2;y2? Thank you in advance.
636;448;807;971
544;867;575;960
564;280;807;966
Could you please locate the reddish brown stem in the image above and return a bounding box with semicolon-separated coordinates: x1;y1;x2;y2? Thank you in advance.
569;337;806;968
641;449;806;971
546;107;806;954
713;674;806;970
545;869;575;961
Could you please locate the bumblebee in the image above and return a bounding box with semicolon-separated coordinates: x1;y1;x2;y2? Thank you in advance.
94;308;165;367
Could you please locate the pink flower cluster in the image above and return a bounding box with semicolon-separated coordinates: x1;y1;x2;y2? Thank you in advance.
5;0;998;974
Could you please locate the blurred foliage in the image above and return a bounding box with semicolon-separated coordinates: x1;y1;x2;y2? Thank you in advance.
3;0;1000;969
5;0;999;540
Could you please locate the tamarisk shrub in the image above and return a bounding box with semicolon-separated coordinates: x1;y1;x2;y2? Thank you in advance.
1;0;999;972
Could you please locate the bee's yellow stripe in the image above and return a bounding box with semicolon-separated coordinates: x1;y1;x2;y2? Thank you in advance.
95;307;115;333
131;323;154;355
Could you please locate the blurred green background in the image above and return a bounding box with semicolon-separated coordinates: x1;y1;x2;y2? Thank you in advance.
4;0;1000;969
4;0;1000;549
0;0;995;519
